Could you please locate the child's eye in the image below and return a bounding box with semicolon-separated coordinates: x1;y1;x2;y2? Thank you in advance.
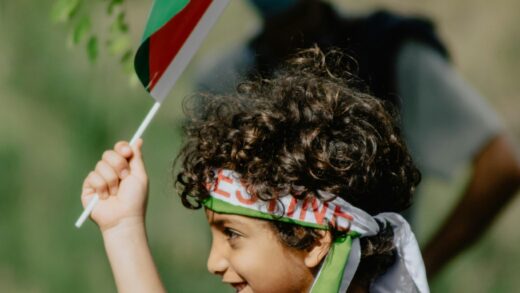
223;227;241;241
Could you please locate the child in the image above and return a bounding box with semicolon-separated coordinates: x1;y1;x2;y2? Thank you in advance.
81;48;429;292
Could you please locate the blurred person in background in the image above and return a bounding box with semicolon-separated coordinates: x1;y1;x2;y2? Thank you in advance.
196;0;520;278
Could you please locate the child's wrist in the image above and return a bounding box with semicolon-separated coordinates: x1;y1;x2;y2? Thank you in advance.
101;216;146;239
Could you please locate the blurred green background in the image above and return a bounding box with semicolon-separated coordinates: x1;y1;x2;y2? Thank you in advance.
1;0;519;292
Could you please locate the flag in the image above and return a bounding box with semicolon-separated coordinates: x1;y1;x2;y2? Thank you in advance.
134;0;230;101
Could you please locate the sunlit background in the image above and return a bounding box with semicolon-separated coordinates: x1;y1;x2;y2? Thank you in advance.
1;0;519;292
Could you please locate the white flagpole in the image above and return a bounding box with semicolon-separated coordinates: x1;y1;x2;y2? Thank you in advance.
75;101;162;228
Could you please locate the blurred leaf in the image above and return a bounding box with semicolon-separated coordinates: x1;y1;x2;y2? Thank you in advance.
110;11;128;33
86;36;98;62
51;0;133;75
107;34;130;56
120;49;134;73
71;16;91;45
128;72;140;87
107;0;124;15
51;0;81;23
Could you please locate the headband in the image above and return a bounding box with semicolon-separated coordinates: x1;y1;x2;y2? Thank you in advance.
204;169;429;293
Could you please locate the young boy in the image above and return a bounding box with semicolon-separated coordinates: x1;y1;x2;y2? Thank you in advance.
81;48;429;292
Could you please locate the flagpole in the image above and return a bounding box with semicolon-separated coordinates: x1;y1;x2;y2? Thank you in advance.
75;101;162;228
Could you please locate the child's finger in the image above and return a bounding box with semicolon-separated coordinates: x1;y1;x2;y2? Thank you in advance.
95;161;120;196
102;150;130;180
128;139;147;178
81;178;95;197
85;171;110;200
114;141;133;158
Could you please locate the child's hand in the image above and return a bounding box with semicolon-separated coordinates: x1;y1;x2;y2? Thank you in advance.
81;139;148;232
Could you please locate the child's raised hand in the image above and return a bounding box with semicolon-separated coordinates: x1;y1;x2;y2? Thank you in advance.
81;139;148;232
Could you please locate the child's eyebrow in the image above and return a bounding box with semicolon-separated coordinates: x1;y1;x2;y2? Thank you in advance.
208;219;230;227
208;216;247;229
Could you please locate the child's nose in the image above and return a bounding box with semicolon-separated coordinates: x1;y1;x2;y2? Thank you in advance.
207;240;229;275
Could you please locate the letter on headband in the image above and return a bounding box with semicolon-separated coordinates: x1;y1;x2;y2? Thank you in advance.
203;169;430;293
207;169;354;231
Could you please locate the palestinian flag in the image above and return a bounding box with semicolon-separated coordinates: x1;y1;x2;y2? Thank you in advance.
134;0;230;101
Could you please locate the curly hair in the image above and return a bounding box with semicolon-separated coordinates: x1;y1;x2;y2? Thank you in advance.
175;47;420;289
175;47;420;214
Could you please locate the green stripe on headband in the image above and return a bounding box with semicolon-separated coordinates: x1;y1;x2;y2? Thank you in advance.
203;190;361;238
203;196;329;230
311;234;353;292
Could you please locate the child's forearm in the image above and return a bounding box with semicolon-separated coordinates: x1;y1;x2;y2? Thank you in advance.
102;217;166;293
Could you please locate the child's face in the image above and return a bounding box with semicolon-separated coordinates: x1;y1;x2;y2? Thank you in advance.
206;210;315;293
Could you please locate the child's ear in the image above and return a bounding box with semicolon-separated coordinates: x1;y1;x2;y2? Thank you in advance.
304;230;332;269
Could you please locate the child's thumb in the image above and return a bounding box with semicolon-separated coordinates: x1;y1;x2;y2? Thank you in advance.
129;139;147;178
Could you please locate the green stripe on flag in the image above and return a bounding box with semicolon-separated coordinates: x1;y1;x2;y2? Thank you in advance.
141;0;190;41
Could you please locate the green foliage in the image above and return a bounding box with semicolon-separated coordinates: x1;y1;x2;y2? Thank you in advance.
120;49;134;74
52;0;132;72
107;0;124;15
107;12;131;57
51;0;81;23
87;36;98;62
72;15;91;44
111;11;128;33
107;32;130;55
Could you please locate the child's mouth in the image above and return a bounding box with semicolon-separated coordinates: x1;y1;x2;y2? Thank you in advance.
231;282;247;292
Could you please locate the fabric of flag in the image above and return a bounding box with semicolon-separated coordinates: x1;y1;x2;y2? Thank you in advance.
134;0;230;101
